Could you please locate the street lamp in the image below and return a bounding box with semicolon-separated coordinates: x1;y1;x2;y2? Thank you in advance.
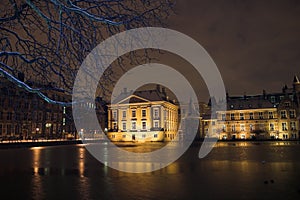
80;129;84;139
36;127;39;139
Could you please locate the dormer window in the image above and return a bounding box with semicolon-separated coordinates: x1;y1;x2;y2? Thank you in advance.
270;96;276;103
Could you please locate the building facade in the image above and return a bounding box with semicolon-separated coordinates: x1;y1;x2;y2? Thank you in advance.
202;76;300;140
107;87;178;142
0;74;75;140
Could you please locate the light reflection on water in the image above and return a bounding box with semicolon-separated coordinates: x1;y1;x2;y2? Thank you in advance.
0;141;300;199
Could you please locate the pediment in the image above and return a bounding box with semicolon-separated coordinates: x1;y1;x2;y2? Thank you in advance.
116;95;150;104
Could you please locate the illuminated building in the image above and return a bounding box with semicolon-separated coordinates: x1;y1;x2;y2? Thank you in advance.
202;76;300;140
0;73;75;139
107;86;178;142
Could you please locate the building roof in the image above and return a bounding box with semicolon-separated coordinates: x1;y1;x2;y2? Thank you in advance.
112;86;176;105
227;96;275;110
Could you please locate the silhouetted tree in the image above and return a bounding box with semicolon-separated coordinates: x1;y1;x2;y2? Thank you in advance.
0;0;175;105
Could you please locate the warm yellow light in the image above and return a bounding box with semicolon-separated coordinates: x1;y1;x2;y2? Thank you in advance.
45;123;52;128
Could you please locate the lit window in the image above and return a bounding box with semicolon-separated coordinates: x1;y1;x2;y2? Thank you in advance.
249;113;254;120
122;122;126;130
290;122;296;130
154;121;159;128
240;124;245;131
282;123;287;131
112;110;117;120
250;124;253;131
113;122;117;130
231;125;236;132
259;112;263;119
131;121;136;130
268;112;273;119
122;110;126;118
240;113;244;120
164;110;167;120
270;123;274;131
221;114;226;120
230;113;235;120
281;110;287;119
142;109;146;118
142;121;146;130
154;109;159;118
132;110;136;118
289;110;295;118
222;125;226;132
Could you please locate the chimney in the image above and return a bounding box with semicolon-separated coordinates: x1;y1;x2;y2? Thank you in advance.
282;85;288;93
243;92;247;100
123;87;127;94
262;89;267;99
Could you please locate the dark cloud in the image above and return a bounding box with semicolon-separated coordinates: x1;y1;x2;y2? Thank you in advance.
167;0;300;97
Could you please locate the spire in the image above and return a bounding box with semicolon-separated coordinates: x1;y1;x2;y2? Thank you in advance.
293;75;300;84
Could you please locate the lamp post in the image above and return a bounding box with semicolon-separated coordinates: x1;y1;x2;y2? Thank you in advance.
36;127;39;141
80;129;84;139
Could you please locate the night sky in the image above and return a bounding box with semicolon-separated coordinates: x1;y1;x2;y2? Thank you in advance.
167;0;300;97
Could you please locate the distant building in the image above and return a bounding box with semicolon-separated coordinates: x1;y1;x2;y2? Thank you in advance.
0;73;111;141
72;96;107;139
202;76;300;140
0;74;73;139
107;86;178;142
179;98;209;140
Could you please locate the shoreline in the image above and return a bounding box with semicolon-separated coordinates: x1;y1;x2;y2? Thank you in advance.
0;138;299;149
0;139;83;149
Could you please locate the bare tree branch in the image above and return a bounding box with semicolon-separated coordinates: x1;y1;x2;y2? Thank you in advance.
0;0;175;106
